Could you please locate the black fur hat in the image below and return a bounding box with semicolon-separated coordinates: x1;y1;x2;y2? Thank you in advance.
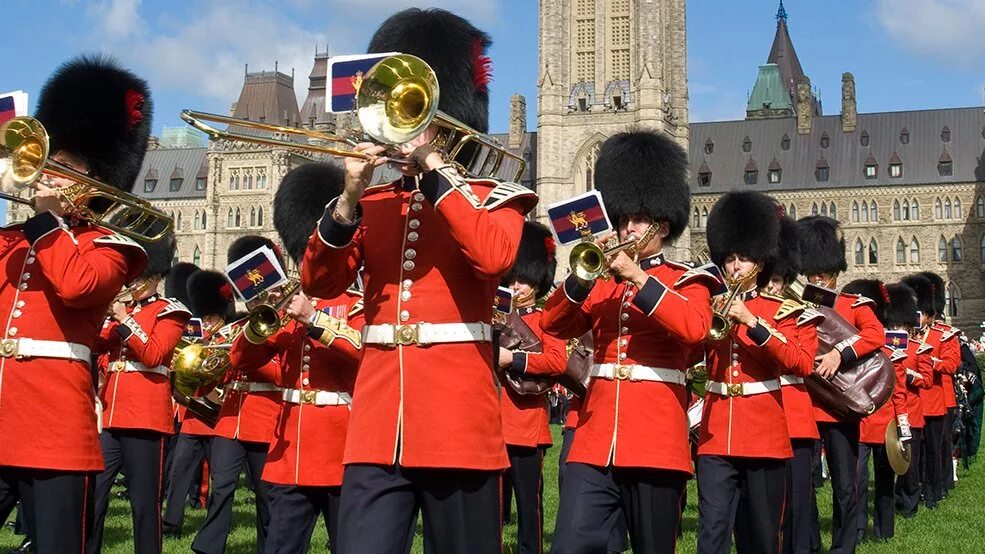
502;221;557;295
593;129;690;241
707;191;780;280
166;262;199;306
765;215;800;285
901;274;936;317
227;235;285;270
368;8;492;134
795;216;847;276
842;279;889;324
137;233;176;279
34;55;153;192
885;283;919;329
273;163;345;263
917;271;945;317
186;270;235;319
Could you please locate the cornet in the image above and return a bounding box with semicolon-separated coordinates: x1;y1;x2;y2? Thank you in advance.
707;269;760;341
243;280;303;345
569;224;659;282
0;116;174;242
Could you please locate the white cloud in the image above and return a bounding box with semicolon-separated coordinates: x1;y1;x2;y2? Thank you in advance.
86;0;143;40
876;0;985;65
331;0;502;25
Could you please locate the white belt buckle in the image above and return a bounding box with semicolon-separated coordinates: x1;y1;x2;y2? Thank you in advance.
727;383;744;397
299;390;318;405
614;364;633;380
393;323;426;347
0;338;19;359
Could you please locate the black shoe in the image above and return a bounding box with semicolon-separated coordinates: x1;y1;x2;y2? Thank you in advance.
8;538;33;554
162;523;182;538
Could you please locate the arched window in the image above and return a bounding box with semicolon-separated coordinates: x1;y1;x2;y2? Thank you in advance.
954;197;962;218
194;211;201;230
257;207;264;227
944;197;952;219
227;208;234;228
952;236;963;262
576;141;601;192
234;175;240;190
700;207;708;229
829;202;837;219
896;238;906;264
235;207;241;228
820;203;828;217
202;212;207;229
789;204;797;219
811;202;819;216
935;197;943;219
851;202;859;222
693;208;700;228
250;207;256;227
868;238;878;264
229;175;234;190
870;201;878;221
893;200;901;221
909;237;920;263
176;212;182;230
945;282;961;317
861;201;869;222
911;199;920;220
854;238;865;266
977;196;985;218
939;237;948;262
902;199;910;220
192;245;201;267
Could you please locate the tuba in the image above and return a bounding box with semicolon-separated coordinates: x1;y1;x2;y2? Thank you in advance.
182;54;525;183
0;116;174;241
243;280;302;345
569;224;660;282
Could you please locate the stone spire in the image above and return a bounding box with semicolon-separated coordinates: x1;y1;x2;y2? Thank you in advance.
841;72;857;133
508;93;526;149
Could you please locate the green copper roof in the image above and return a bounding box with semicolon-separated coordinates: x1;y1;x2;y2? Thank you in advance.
747;63;793;112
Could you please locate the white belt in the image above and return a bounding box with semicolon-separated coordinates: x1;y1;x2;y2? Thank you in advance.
590;363;686;385
0;338;91;363
362;322;492;347
108;360;168;376
227;381;282;394
282;388;352;406
707;379;781;397
779;375;804;387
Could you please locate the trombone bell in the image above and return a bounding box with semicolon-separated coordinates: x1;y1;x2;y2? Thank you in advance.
244;304;282;345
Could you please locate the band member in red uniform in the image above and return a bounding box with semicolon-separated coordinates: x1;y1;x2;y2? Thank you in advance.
496;221;566;554
850;280;910;542
696;191;815;554
162;270;234;536
226;163;365;553
87;233;190;554
892;282;934;518
918;271;960;496
796;216;885;554
299;9;537;552
763;215;820;554
191;237;285;554
543;129;710;553
0;56;150;553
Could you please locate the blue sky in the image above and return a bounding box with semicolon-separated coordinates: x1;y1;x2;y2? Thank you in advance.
3;0;985;145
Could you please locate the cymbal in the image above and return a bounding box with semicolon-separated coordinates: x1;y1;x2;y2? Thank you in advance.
885;422;911;475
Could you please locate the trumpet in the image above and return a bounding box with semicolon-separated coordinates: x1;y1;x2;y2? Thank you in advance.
707;269;760;341
569;224;659;282
0;116;174;242
113;278;151;305
243;280;303;345
181;54;525;183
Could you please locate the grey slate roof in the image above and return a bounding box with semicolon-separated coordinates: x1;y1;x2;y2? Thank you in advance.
490;131;538;190
135;147;208;200
688;106;985;194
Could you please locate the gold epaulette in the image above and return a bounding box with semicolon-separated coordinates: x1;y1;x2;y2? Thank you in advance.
774;298;807;322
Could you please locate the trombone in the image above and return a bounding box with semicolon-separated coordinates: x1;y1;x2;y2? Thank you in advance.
181;54;525;183
0;116;174;242
569;224;660;282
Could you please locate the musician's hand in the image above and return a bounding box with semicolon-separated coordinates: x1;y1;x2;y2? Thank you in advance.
32;182;70;216
609;249;647;286
110;301;128;323
898;414;913;443
338;142;387;220
726;298;758;328
285;292;315;324
814;349;842;379
396;126;443;174
498;347;516;370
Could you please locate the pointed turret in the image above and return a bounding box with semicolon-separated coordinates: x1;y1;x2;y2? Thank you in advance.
765;1;820;116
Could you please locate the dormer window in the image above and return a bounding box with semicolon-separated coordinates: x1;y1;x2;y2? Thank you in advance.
742;136;752;153
768;158;781;184
939;151;953;176
781;134;791;151
864;152;878;179
815;158;830;182
941;126;951;142
744;158;758;185
577;97;589;112
820;132;830;149
697;161;712;187
900;128;910;145
860;130;870;147
704;138;714;155
888;151;903;178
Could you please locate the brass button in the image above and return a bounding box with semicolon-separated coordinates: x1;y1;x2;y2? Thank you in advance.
402;279;413;290
619;339;627;347
621;327;629;333
302;364;310;370
302;377;310;386
407;232;419;242
413;192;425;202
18;283;27;291
12;310;21;319
302;356;310;363
25;257;35;265
7;328;16;337
401;291;411;301
15;301;24;308
411;203;423;211
620;313;629;321
732;370;739;377
403;261;415;271
618;352;627;361
21;273;30;281
409;219;421;229
731;361;738;367
304;344;311;352
622;302;630;308
404;249;417;260
400;310;410;322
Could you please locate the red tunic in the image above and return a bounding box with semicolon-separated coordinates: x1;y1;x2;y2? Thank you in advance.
541;255;713;474
301;168;535;470
564;397;581;431
813;293;886;424
932;324;960;409
698;292;814;459
859;342;910;445
230;292;363;487
212;358;282;444
95;296;190;435
0;215;145;471
781;309;821;440
903;341;934;429
500;307;567;448
919;326;954;418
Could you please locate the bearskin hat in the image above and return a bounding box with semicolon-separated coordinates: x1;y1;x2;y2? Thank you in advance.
706;191;780;283
917;271;945;317
227;234;285;270
165;262;199;306
794;216;847;276
368;8;492;134
842;279;889;324
34;55;153;192
273;163;345;263
593;129;690;241
502;221;557;295
886;283;919;329
186;270;235;319
137;233;176;279
901;274;936;317
764;215;800;285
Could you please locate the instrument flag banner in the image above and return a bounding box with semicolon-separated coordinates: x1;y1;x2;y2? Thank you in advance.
802;282;838;308
184;318;204;339
326;53;399;113
494;286;514;314
697;263;730;296
886;329;909;350
225;246;287;302
546;190;613;245
0;90;27;126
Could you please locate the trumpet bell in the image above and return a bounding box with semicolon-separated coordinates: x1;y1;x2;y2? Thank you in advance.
569;242;606;282
707;314;730;342
244;304;282;345
1;117;48;191
356;54;439;145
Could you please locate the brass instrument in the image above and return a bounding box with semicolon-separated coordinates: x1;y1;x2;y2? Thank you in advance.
707;269;760;341
243;280;302;345
569;224;660;282
0;116;174;241
170;319;236;397
181;54;525;183
113;278;151;305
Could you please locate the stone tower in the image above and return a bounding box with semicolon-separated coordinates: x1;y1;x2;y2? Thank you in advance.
536;0;690;253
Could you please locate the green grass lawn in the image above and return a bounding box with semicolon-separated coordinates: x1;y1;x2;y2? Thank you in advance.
2;426;982;553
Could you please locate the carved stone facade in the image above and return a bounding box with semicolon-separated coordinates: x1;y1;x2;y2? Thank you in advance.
841;72;857;133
